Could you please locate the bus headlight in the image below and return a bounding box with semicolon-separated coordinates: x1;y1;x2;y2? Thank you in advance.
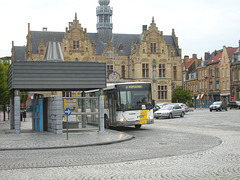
118;118;124;122
149;115;154;120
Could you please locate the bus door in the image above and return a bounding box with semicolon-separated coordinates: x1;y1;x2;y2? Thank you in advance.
108;91;116;125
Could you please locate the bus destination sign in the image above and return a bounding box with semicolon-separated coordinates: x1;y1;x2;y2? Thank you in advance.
125;85;143;89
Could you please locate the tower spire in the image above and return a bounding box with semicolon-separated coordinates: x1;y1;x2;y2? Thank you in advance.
96;0;113;30
75;12;77;21
96;0;113;43
152;16;155;23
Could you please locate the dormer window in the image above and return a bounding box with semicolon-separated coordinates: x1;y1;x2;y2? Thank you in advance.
39;49;44;55
119;44;123;51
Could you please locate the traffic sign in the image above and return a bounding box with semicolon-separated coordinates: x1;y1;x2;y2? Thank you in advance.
64;108;71;116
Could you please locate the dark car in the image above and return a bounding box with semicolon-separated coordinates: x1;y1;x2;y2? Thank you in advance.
229;101;240;109
209;101;228;112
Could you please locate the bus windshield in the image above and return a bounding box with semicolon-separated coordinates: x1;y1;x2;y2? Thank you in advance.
116;84;153;111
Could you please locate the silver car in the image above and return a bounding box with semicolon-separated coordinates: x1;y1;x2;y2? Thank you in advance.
177;103;190;113
154;104;185;119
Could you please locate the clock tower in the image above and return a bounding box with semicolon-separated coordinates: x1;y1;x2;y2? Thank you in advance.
96;0;113;43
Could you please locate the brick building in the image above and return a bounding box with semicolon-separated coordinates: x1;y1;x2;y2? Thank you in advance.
185;46;238;108
230;41;240;100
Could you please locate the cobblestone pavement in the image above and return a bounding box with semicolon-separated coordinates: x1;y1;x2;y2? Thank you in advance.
0;112;133;150
0;109;240;179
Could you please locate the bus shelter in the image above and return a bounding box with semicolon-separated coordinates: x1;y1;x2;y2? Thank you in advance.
8;61;106;134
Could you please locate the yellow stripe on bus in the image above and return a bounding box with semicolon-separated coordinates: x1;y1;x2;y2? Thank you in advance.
64;99;66;120
140;110;148;124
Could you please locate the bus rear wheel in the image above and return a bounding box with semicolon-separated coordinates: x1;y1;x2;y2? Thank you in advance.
135;125;142;129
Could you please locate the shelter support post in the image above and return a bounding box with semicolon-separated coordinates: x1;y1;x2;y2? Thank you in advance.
99;89;105;133
10;92;14;130
14;90;21;134
82;91;86;128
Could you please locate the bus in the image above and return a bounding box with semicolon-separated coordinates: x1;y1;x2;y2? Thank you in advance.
102;82;154;129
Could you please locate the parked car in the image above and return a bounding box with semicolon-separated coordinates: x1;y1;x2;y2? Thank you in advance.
154;104;185;119
153;103;168;112
177;103;190;113
209;101;228;112
228;101;240;109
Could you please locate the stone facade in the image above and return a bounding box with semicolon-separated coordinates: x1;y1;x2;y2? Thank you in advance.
12;1;182;103
47;96;63;134
230;41;240;100
219;46;235;101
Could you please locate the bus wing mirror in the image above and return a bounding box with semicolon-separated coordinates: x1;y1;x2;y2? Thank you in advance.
152;100;155;108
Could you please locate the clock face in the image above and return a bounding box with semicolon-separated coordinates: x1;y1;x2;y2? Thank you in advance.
105;51;114;59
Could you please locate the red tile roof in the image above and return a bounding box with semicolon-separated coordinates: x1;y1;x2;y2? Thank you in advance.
208;52;222;65
226;47;238;59
185;58;193;69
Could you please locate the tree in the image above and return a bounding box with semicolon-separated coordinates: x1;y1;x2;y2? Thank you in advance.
20;92;29;103
172;86;192;104
0;59;10;121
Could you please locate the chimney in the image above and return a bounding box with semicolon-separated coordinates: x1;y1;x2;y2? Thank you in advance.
172;28;175;36
28;23;30;33
204;52;210;61
184;55;189;60
43;27;47;31
192;54;197;60
142;25;147;32
12;41;14;48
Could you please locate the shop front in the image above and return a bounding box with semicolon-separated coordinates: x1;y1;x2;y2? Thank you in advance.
220;93;230;103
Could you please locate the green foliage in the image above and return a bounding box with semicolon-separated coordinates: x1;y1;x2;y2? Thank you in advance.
0;60;10;106
188;102;194;107
0;59;28;106
172;86;192;103
20;92;29;103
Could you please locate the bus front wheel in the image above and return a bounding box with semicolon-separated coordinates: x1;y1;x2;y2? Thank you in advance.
135;125;142;129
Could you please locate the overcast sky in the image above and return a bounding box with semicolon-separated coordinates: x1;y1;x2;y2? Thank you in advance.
1;0;240;59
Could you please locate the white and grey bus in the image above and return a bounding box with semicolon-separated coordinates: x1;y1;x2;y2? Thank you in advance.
90;82;154;129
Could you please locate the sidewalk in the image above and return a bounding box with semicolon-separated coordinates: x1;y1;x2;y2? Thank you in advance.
0;115;133;151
